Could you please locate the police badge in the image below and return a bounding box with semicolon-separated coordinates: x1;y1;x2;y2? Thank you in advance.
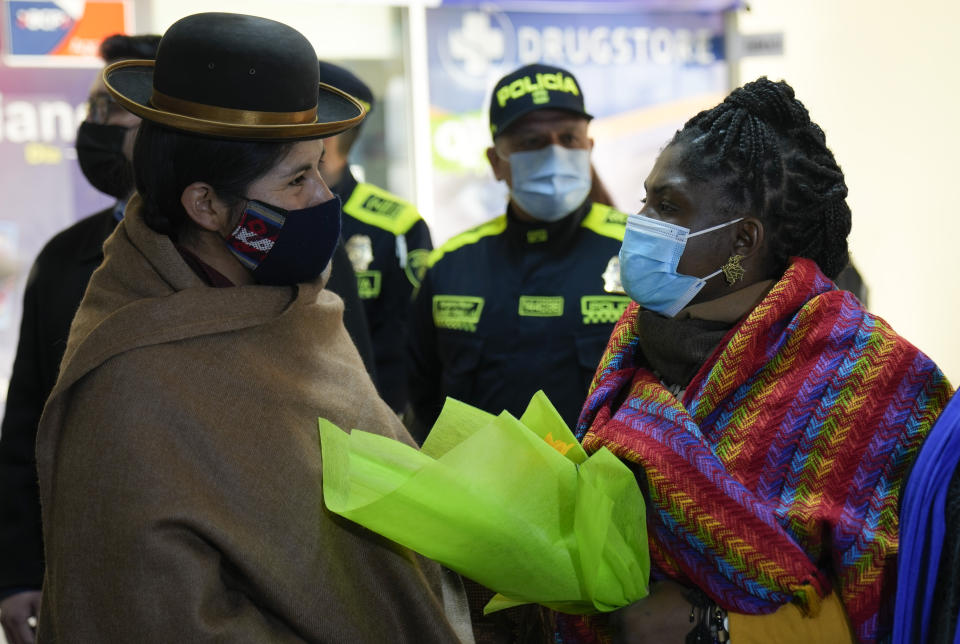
345;234;374;272
602;255;625;294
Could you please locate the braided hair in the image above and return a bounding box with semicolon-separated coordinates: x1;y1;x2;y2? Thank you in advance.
670;77;851;279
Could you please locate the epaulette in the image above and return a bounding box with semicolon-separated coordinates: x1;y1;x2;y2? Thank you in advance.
342;182;422;236
580;203;627;241
427;215;508;269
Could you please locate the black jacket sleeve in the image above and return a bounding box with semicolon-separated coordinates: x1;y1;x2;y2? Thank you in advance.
0;209;115;596
0;261;47;595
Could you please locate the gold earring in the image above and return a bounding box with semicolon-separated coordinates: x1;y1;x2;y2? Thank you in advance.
721;255;745;285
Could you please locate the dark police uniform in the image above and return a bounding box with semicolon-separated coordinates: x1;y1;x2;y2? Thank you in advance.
407;200;629;441
334;169;432;412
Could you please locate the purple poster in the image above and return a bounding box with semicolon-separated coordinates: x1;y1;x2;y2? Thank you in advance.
0;61;112;400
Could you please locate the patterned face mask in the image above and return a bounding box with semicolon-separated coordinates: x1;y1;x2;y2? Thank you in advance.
225;196;342;286
618;213;742;317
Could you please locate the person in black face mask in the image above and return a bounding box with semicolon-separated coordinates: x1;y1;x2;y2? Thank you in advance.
74;37;150;202
29;13;469;642
0;34;159;644
0;29;378;644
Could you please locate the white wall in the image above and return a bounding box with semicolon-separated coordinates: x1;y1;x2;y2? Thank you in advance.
137;0;401;60
734;0;960;383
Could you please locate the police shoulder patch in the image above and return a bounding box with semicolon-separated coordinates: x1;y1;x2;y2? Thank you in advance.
581;203;627;241
343;182;422;236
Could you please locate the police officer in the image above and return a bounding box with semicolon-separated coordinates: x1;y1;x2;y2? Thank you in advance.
318;61;432;413
407;63;630;441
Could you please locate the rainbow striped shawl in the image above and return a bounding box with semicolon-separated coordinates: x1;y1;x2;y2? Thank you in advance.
576;258;952;643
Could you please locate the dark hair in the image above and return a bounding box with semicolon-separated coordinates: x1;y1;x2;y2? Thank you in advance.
99;34;162;63
669;77;851;279
133;121;293;237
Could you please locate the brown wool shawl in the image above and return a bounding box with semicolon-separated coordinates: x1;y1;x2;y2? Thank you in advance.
35;195;469;643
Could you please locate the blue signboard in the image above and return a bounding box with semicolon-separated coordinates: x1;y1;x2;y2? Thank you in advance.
0;62;112;400
3;0;129;63
426;4;731;242
6;0;76;56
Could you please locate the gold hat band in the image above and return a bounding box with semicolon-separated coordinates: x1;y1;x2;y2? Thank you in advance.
150;89;318;126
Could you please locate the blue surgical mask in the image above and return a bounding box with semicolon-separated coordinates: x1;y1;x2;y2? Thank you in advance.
619;213;743;317
507;144;591;222
225;196;342;286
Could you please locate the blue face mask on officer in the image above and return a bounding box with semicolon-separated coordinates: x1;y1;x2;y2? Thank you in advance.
619;213;743;317
506;144;592;222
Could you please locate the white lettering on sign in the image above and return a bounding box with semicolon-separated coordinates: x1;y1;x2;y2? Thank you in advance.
15;8;71;32
0;93;86;144
517;25;715;67
65;37;102;57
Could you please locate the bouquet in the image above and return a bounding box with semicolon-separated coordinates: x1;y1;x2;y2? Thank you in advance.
318;391;649;614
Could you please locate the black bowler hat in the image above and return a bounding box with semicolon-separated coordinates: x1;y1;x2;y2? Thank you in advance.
103;12;366;140
489;63;592;138
318;61;374;114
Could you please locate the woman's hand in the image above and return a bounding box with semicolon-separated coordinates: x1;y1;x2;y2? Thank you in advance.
0;590;41;644
611;580;692;644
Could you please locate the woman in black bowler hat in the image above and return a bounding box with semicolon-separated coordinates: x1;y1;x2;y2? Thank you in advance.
33;13;472;643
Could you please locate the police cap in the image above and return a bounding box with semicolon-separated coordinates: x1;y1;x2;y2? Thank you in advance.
488;63;592;138
318;60;374;114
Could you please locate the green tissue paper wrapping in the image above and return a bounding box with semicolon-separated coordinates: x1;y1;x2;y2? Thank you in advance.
318;390;649;615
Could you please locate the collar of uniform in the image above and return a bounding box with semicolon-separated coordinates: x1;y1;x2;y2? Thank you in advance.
331;167;359;203
505;198;591;249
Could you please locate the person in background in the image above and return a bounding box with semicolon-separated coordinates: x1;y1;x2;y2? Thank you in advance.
568;77;950;644
408;63;629;439
0;34;161;644
407;62;630;642
33;12;470;642
317;61;432;414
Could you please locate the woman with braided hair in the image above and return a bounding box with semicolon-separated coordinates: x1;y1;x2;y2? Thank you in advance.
562;78;952;643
